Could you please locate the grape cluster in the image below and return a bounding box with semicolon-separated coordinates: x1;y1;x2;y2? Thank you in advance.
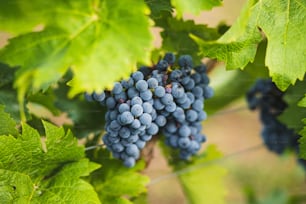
85;53;213;167
246;79;305;170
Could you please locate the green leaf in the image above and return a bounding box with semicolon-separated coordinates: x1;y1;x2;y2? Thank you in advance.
298;95;306;107
171;0;222;17
54;75;106;138
0;170;34;203
251;0;306;90
298;96;306;160
145;0;173;20
35;159;100;203
195;0;306;90
0;88;25;122
299;120;306;160
0;105;18;136
0;0;45;34
160;18;220;62
0;0;153;112
193;0;262;69
28;89;61;116
205;40;268;114
0;121;84;179
0;121;101;202
0;63;15;88
176;146;227;204
278;79;306;133
87;148;149;203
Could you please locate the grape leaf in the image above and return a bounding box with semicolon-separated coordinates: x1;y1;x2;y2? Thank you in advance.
145;0;173;20
298;96;306;160
299;120;306;160
0;105;18;137
205;40;268;114
278;79;306;133
0;121;84;178
194;0;306;90
160;18;220;62
53;75;106;138
171;0;222;17
0;0;153;116
298;95;306;107
193;0;262;69
0;170;34;203
0;0;45;34
0;121;101;203
28;89;61;116
0;88;26;122
86;148;150;203
251;0;306;90
35;159;100;203
0;63;15;88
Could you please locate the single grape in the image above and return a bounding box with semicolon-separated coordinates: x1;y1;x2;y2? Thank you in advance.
136;80;148;92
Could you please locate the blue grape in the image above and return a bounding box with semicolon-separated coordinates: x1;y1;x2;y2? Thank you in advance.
132;71;144;81
178;55;193;68
156;59;169;72
178;137;191;149
154;86;166;97
146;123;159;135
140;90;153;101
120;111;134;125
136;80;148;92
112;143;124;152
161;93;173;105
172;83;185;98
142;102;153;113
147;78;158;89
203;86;214;99
84;92;94;101
140;113;152;127
119;127;131;138
179;125;191;137
126;144;140;158
106;97;116;109
110;120;121;131
163;52;176;64
123;157;136;168
131;104;143;117
131;119;141;129
186;109;198;122
165;102;177;112
118;103;130;113
153;98;165;110
112;82;123;95
155;115;167;127
192;99;203;112
93;92;106;102
131;96;143;105
140;134;153;141
127;87;139;98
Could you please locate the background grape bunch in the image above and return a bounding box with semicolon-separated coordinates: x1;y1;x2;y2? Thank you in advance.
85;53;213;167
246;79;305;170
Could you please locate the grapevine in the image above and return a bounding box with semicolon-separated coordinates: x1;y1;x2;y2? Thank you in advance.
0;0;305;203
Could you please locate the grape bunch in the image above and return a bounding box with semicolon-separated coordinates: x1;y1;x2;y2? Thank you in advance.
85;53;213;167
246;79;305;170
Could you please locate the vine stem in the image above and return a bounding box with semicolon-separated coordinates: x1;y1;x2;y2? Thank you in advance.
85;143;105;151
